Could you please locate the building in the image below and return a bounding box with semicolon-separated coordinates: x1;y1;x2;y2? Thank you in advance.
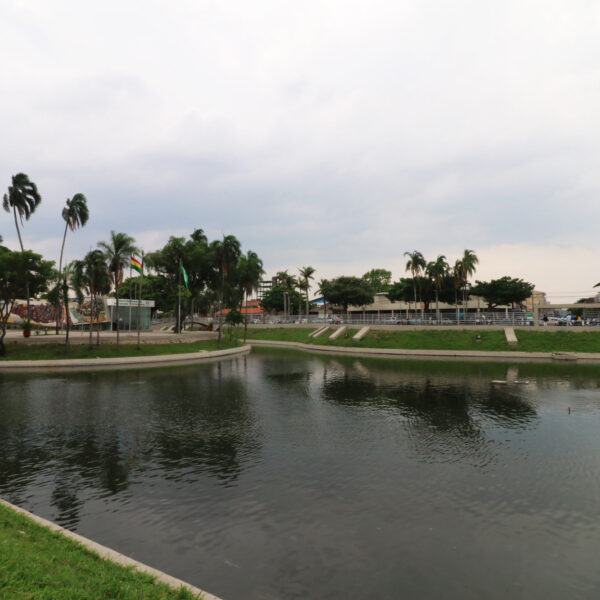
257;277;277;301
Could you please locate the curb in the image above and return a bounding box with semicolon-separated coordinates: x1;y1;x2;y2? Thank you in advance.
0;345;250;371
0;499;223;600
248;339;600;363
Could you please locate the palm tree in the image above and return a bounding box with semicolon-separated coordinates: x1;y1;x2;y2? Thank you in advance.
404;250;426;320
426;255;449;323
298;266;316;322
452;259;462;325
3;173;41;252
211;235;242;346
238;250;264;342
3;173;42;323
276;271;297;321
56;194;89;333
62;261;83;351
317;279;329;321
459;249;479;317
98;231;138;347
73;250;110;347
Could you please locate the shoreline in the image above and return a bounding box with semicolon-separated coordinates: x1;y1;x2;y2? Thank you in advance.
0;499;222;600
248;339;600;363
0;344;250;371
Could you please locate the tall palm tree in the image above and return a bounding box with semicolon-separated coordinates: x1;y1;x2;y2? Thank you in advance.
452;259;463;325
298;266;316;322
459;249;479;316
404;250;426;320
426;255;449;323
56;194;89;333
98;231;138;347
276;270;297;321
3;173;42;323
317;279;330;321
238;250;264;342
211;235;242;346
62;261;82;351
3;173;41;252
73;250;110;347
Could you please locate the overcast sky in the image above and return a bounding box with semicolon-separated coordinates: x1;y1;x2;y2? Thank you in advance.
1;1;599;302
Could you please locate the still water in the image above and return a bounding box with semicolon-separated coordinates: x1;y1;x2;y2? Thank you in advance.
1;348;600;599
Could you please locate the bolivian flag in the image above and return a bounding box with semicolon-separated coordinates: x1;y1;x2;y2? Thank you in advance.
131;256;143;275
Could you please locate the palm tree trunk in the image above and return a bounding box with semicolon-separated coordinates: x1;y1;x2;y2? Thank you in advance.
115;281;120;348
218;270;224;347
435;289;440;323
243;289;249;342
65;293;70;351
14;206;32;324
413;285;417;320
96;296;101;346
89;291;94;348
455;289;459;326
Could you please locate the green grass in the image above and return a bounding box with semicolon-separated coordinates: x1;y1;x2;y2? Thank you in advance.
0;502;202;599
242;327;600;353
0;338;241;361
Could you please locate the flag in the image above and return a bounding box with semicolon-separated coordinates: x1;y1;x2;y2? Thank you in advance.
181;263;188;288
131;256;142;275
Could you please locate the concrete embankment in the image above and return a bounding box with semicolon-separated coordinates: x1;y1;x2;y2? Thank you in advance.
0;344;250;371
0;499;223;600
248;339;600;363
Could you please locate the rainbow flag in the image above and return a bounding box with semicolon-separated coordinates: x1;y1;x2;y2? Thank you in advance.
131;256;143;275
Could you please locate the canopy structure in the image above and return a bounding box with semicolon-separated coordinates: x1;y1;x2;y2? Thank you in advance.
533;303;600;327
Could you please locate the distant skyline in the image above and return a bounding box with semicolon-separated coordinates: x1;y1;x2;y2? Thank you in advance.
2;1;600;303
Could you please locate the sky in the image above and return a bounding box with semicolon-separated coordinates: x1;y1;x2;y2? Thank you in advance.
1;1;600;303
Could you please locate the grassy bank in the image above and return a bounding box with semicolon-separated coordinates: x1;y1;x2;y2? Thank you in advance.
242;327;600;353
0;339;240;361
0;502;201;599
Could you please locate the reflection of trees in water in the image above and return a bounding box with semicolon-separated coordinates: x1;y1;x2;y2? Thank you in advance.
0;361;260;527
319;359;540;464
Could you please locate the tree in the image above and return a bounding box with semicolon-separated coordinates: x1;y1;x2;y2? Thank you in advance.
459;249;479;310
71;250;110;347
0;248;54;355
98;231;138;347
3;173;42;323
276;270;298;322
452;260;463;324
426;255;449;322
404;251;426;318
470;277;535;309
3;173;41;252
260;284;302;315
56;193;89;333
317;278;331;320
362;268;392;294
325;276;374;319
238;250;264;342
211;235;241;345
298;266;316;321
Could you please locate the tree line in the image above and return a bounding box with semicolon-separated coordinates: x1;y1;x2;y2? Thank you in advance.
1;172;264;355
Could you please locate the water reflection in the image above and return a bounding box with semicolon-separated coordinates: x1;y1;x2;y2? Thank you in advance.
1;351;600;600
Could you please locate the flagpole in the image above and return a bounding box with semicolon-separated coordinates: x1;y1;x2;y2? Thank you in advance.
137;251;143;349
178;260;181;334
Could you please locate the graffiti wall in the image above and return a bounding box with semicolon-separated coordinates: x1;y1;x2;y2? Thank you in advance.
5;298;107;326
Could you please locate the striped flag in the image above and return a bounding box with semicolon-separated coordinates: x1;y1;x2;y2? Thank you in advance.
131;256;143;275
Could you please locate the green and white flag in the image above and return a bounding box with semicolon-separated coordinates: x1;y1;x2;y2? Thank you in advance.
180;263;189;288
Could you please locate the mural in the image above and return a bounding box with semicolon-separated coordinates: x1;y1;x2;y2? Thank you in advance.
5;298;107;326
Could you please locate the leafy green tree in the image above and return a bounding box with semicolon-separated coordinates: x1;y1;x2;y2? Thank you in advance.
324;276;374;319
404;250;426;318
56;193;89;333
362;268;392;294
260;284;302;315
298;266;316;320
0;248;54;355
470;277;535;309
117;274;175;314
98;231;138;346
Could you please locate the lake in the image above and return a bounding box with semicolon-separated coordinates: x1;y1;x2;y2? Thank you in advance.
1;348;600;599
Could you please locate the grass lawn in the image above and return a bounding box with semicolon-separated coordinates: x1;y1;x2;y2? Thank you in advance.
242;327;600;353
0;338;241;361
0;502;202;599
